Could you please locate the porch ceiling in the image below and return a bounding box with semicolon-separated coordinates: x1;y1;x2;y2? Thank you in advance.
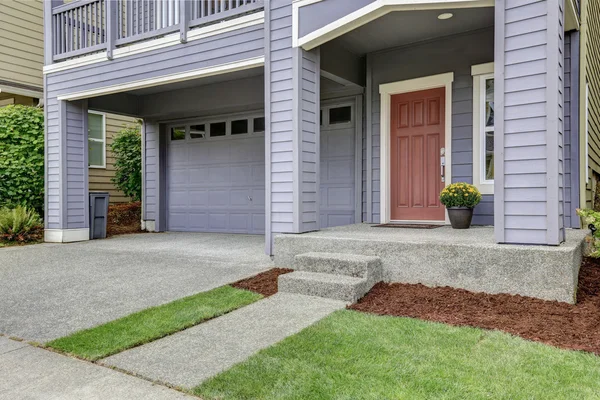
333;8;494;55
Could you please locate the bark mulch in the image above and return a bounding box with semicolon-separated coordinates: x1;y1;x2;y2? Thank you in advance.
107;201;144;236
232;268;294;297
350;257;600;355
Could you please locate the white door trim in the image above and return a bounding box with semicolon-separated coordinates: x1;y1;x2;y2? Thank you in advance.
379;72;454;225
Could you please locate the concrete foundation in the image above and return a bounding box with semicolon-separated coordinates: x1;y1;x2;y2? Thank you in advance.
274;224;587;304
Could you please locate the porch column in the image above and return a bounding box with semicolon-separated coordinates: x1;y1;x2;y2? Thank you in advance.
141;120;166;232
44;98;90;242
265;0;321;255
494;0;566;245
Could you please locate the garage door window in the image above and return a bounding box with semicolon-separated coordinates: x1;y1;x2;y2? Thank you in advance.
171;127;186;141
329;106;352;125
190;124;206;139
231;119;248;135
253;117;265;134
210;122;227;137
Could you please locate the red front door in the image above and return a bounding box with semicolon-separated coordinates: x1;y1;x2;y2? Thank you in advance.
390;87;445;221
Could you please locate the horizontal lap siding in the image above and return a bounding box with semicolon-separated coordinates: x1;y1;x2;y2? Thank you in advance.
564;33;572;227
498;0;565;244
300;49;320;231
46;96;61;228
143;121;159;221
0;0;43;90
45;24;265;98
368;29;494;224
88;114;140;203
268;0;294;234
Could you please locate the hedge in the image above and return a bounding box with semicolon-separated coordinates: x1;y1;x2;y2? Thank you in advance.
0;105;44;214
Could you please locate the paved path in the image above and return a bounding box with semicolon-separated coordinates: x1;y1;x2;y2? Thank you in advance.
0;232;271;342
0;337;194;400
102;293;346;388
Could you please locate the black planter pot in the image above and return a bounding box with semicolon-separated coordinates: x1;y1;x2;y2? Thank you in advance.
447;207;474;229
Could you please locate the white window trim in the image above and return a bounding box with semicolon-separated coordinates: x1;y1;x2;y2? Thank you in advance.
472;62;494;195
88;111;106;169
379;72;454;225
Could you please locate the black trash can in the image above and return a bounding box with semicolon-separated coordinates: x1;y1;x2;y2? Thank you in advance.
89;192;110;239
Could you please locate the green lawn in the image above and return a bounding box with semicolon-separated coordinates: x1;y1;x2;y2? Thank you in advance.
47;285;262;360
195;310;600;400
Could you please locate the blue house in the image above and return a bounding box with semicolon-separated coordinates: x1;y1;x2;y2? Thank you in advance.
43;0;597;302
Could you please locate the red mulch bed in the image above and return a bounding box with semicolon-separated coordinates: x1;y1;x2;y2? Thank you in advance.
232;268;294;297
350;257;600;355
107;201;144;236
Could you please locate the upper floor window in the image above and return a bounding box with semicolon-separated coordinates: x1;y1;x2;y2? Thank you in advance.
88;111;106;168
471;63;494;195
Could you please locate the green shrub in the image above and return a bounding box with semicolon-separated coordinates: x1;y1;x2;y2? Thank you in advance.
0;105;44;213
0;206;43;243
110;124;142;201
577;208;600;257
439;182;482;208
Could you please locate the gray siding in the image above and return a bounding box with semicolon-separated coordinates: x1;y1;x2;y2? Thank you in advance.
45;23;264;98
366;29;495;224
495;0;566;245
266;0;295;239
45;98;88;230
143;121;159;223
298;0;376;39
564;30;580;228
298;48;321;231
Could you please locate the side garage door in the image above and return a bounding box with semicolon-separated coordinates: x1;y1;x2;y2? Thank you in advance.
320;103;357;228
167;115;266;234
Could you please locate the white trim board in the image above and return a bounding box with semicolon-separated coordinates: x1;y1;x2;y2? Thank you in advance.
44;228;90;243
57;57;265;101
296;0;493;50
0;85;43;99
44;12;264;75
379;72;454;225
471;62;494;195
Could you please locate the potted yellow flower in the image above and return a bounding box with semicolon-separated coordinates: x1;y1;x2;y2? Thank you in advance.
439;183;482;229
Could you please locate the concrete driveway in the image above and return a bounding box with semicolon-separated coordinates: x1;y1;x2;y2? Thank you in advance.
0;233;271;342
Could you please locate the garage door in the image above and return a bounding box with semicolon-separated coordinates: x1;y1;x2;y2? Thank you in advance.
167;115;266;234
320;103;357;228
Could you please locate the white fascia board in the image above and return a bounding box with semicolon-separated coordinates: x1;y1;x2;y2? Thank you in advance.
296;0;494;50
0;85;43;99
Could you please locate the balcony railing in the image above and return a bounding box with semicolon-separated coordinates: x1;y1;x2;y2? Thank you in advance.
50;0;263;62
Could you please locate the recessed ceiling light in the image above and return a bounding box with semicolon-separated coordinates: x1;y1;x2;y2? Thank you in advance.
438;13;453;20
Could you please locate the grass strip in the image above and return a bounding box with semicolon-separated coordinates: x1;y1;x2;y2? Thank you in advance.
47;285;262;361
195;309;600;400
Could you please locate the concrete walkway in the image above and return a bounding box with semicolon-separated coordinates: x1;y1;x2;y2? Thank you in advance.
101;293;346;388
0;232;271;342
0;337;193;400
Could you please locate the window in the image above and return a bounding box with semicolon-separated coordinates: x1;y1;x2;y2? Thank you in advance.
190;124;206;139
88;112;105;168
471;63;494;194
210;121;226;137
231;119;248;135
253;117;265;133
171;126;186;141
329;106;352;124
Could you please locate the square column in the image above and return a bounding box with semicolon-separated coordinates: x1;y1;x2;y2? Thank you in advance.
265;0;321;255
44;99;90;242
494;0;566;245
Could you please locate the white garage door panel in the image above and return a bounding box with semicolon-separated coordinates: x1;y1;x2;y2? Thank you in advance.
167;134;266;234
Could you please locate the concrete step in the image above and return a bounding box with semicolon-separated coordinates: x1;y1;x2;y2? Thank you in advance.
293;252;382;278
278;271;373;304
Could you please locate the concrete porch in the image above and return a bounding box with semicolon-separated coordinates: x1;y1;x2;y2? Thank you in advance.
274;224;588;304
